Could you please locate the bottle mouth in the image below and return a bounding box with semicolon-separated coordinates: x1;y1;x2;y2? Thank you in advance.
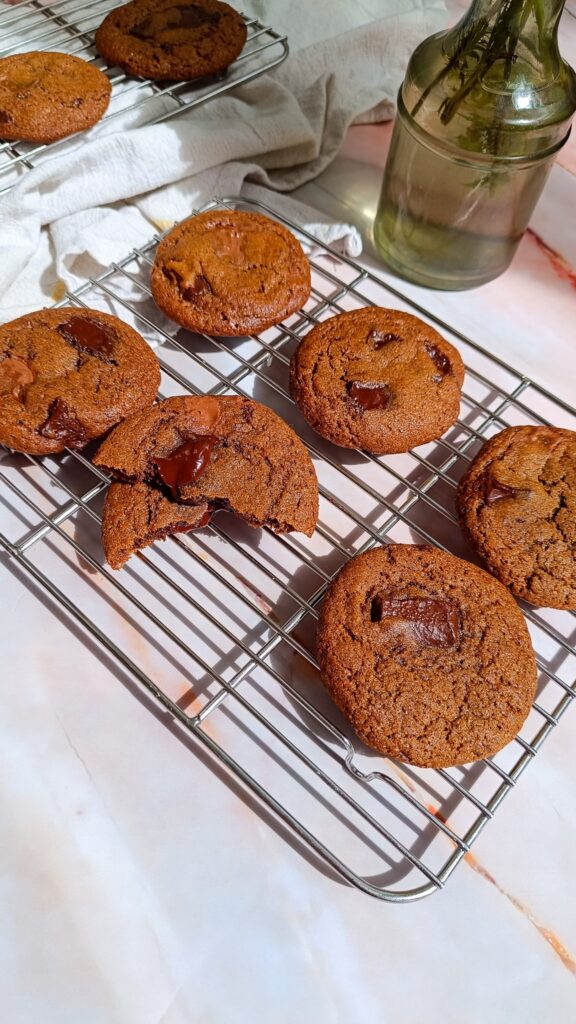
398;90;572;168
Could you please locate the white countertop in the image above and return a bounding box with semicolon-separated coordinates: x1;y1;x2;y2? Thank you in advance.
3;5;576;1023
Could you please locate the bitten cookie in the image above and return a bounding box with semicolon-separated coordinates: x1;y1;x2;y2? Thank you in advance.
456;425;576;610
95;0;247;81
290;308;465;454
94;395;318;566
151;210;311;336
317;544;536;768
102;481;210;568
0;308;160;455
0;52;111;143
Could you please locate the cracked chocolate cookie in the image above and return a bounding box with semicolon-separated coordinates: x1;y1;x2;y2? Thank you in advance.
94;394;318;566
456;425;576;610
317;544;536;768
290;308;465;454
0;52;111;143
95;0;247;81
0;308;161;456
151;210;311;336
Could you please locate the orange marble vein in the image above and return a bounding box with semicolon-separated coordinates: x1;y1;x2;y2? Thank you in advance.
424;798;576;975
527;228;576;290
426;803;448;825
464;852;576;977
184;542;274;616
391;764;418;794
110;604;220;740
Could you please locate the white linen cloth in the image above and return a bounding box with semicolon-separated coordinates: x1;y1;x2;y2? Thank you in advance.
0;0;446;319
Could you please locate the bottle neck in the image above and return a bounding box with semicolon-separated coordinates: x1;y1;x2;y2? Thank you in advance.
450;0;566;71
403;0;576;158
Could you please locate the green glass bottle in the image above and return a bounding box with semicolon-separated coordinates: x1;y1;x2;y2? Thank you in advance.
374;0;576;289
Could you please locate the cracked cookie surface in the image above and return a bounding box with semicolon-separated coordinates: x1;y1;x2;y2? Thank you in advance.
0;52;111;143
95;0;247;81
316;544;536;768
290;307;465;454
0;308;160;455
456;425;576;609
94;394;318;566
151;210;311;336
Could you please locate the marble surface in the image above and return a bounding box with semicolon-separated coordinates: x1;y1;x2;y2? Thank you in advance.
2;5;576;1024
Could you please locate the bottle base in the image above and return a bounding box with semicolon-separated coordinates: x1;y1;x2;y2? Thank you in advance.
373;241;509;290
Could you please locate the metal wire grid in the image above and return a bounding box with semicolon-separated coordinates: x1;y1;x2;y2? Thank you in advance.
0;0;288;193
1;195;575;902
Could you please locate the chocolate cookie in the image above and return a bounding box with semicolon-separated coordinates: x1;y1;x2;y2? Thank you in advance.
94;395;318;566
102;481;210;568
95;0;247;81
317;544;536;768
0;308;161;456
0;52;111;143
290;308;465;454
151;210;311;336
456;425;576;610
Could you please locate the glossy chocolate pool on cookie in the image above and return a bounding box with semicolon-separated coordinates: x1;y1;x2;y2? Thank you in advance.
425;343;452;381
39;398;89;445
348;381;392;411
485;479;523;504
368;329;401;349
154;436;218;496
371;594;461;647
472;468;524;505
57;316;117;360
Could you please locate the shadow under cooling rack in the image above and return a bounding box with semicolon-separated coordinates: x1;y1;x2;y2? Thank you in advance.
0;0;288;193
0;195;575;901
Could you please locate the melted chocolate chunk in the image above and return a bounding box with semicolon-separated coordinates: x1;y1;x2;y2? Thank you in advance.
182;274;212;302
0;111;13;125
472;468;523;505
39;399;89;446
348;381;392;411
425;343;452;382
155;435;218;496
371;594;460;648
132;4;220;38
368;329;400;349
195;509;212;528
0;355;34;401
485;476;522;504
57;316;117;361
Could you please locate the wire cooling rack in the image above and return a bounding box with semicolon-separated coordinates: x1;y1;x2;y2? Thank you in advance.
1;196;575;902
0;0;287;193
